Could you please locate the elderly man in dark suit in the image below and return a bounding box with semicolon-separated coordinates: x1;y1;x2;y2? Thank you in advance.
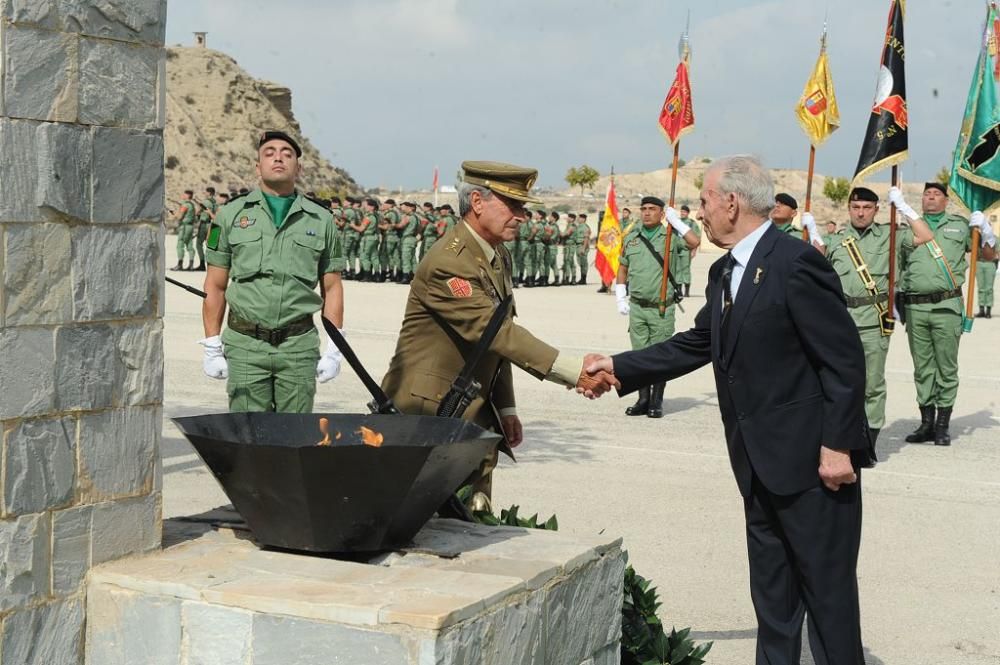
585;155;871;665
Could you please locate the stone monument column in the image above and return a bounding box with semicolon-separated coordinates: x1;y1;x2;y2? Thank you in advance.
0;2;167;662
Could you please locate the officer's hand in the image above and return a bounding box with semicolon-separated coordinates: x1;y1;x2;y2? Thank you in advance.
198;336;228;380
818;446;857;492
970;210;997;247
316;330;345;383
614;284;630;316
500;414;523;448
887;186;919;221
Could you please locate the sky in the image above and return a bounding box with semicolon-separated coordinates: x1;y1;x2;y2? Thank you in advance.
166;0;984;191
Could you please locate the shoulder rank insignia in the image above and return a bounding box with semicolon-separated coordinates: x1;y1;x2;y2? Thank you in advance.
446;277;472;298
446;237;461;253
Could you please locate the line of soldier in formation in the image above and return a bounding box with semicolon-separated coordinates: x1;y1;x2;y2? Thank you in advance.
171;186;246;271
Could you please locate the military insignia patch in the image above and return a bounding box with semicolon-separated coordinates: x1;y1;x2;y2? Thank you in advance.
206;224;221;250
236;216;255;229
446;277;473;298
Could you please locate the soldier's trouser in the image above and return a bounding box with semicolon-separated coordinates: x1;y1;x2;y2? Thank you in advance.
524;242;537;277
513;242;525;277
385;235;401;272
629;303;675;350
419;236;436;263
977;261;996;306
344;234;359;272
547;245;558;277
577;248;589;281
562;242;578;280
858;326;890;429
377;237;389;273
676;254;691;286
195;222;209;261
176;223;195;262
225;344;318;413
906;306;962;408
359;236;379;272
540;245;552;279
400;236;418;274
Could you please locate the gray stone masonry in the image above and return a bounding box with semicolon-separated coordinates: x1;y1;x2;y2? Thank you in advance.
0;2;167;664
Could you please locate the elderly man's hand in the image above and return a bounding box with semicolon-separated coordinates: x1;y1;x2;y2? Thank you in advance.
575;354;619;399
500;414;523;448
818;446;857;492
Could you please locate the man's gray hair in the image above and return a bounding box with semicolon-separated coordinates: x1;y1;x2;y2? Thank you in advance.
707;155;775;218
457;181;493;217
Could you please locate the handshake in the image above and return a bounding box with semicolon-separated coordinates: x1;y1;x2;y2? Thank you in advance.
573;353;619;399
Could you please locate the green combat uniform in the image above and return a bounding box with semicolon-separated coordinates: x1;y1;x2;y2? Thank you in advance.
359;209;380;277
515;218;531;281
561;220;578;283
774;222;802;239
343;206;361;275
383;207;401;276
420;211;439;263
524;218;541;284
539;220;557;283
898;212;970;422
976;257;997;311
205;190;345;412
400;209;420;277
826;222;898;432
196;195;217;267
175;199;197;267
573;219;590;284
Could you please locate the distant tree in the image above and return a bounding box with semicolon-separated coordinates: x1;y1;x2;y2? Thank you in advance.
566;165;600;195
823;176;851;206
936;166;951;186
693;173;704;190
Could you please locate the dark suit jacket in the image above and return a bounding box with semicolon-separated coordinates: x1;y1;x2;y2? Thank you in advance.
613;224;870;497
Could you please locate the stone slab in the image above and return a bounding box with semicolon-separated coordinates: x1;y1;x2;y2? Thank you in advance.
0;597;85;665
85;584;181;665
0;326;55;419
78;407;158;502
52;504;93;594
3;222;73;325
1;24;78;122
35;121;91;222
0;512;51;612
2;415;76;515
79;37;159;127
71;225;158;321
4;0;168;45
91;127;164;223
90;492;161;565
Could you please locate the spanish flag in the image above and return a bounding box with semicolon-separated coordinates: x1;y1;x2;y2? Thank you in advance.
796;33;840;147
595;178;622;285
658;59;695;147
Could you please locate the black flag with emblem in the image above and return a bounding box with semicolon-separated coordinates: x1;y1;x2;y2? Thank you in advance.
854;0;908;183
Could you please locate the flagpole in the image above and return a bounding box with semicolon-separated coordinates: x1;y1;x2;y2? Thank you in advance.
965;230;981;331
802;146;816;241
659;142;679;316
888;165;898;326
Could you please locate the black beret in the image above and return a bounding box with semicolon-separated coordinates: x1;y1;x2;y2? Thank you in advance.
423;201;434;208
680;205;690;212
441;204;454;212
641;196;665;208
329;196;341;205
924;182;948;195
385;199;396;205
775;193;798;209
365;197;380;207
567;213;577;219
258;130;302;157
849;187;879;203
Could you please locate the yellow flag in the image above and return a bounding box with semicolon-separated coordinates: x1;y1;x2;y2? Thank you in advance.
796;42;839;147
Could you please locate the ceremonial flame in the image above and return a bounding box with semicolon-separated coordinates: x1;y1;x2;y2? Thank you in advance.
358;426;384;448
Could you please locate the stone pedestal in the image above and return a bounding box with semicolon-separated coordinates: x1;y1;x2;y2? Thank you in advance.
85;519;625;665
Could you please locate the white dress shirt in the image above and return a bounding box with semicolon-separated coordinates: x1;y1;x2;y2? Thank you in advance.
726;221;772;306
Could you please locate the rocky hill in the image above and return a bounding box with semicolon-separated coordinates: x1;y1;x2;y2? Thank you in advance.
163;47;360;211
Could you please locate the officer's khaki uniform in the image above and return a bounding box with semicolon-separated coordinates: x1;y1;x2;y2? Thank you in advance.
205;189;345;412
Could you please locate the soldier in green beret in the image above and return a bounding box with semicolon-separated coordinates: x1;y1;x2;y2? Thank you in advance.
381;199;402;282
615;196;700;417
172;189;198;271
201;130;346;413
193;187;218;272
826;187;933;448
894;183;997;445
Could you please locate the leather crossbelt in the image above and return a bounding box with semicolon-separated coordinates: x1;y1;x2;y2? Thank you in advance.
900;288;962;306
228;312;314;346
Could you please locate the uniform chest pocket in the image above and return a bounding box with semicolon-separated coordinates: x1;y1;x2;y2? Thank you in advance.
229;226;264;280
866;245;890;278
288;233;325;283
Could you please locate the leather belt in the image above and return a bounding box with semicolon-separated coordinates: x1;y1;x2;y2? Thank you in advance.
630;296;664;309
227;312;314;346
845;293;890;308
900;288;962;306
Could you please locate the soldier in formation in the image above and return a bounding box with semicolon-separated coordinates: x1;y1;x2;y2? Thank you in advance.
171;189;198;271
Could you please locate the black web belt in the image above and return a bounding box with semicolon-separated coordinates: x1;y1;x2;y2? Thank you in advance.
900;288;962;306
845;293;890;308
228;312;314;346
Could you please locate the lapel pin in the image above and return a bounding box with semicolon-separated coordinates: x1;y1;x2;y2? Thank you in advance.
754;267;764;285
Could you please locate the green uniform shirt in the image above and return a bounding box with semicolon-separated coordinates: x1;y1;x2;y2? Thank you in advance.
360;211;379;236
620;224;677;303
543;221;558;244
343;207;361;235
205;189;346;353
178;200;196;224
384;209;401;235
401;212;420;237
199;196;217;223
571;221;589;244
826;222;899;329
899;212;971;303
775;222;800;237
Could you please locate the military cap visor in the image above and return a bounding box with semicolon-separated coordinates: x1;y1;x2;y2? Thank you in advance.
775;193;798;209
258;130;302;157
461;160;543;204
640;196;665;208
924;182;948;195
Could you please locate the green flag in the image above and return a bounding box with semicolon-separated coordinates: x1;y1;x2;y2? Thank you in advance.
949;3;1000;214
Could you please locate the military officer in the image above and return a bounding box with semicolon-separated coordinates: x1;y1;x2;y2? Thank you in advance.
894;183;997;445
825;187;933;448
382;161;615;510
976;241;997;319
200;130;346;413
615;196;700;417
193;187;218;271
560;213;579;284
172;189;198;271
574;213;591;284
772;193;826;254
398;201;421;283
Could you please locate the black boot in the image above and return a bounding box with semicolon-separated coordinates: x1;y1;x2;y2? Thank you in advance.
195;260;206;271
934;407;953;446
170;260;184;271
625;387;650;416
577;276;586;285
987;307;993;319
525;276;535;288
905;405;936;443
976;306;986;318
185;259;195;271
647;383;665;418
597;284;609;293
683;284;690;297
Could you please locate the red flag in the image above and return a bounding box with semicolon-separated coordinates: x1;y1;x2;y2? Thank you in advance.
658;60;695;146
595;178;622;285
432;167;439;192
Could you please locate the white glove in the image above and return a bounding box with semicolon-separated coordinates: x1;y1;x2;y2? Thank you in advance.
198;336;228;380
801;212;825;246
316;330;344;383
665;207;692;236
888;186;919;222
970;211;997;247
615;284;630;316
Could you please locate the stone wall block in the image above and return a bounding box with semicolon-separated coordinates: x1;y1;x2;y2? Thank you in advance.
117;321;163;405
181;602;252;665
35;121;92;222
91;492;160;565
0;118;39;221
78;407;157;502
79;38;158;127
54;323;119;411
91;127;164;223
2;416;76;516
71;225;158;321
0;512;52;612
425;590;544;665
251;614;410;665
85;585;180;665
52;504;93;594
0;326;55;419
4;0;167;45
3;222;73;325
0;597;85;665
2;24;78;122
